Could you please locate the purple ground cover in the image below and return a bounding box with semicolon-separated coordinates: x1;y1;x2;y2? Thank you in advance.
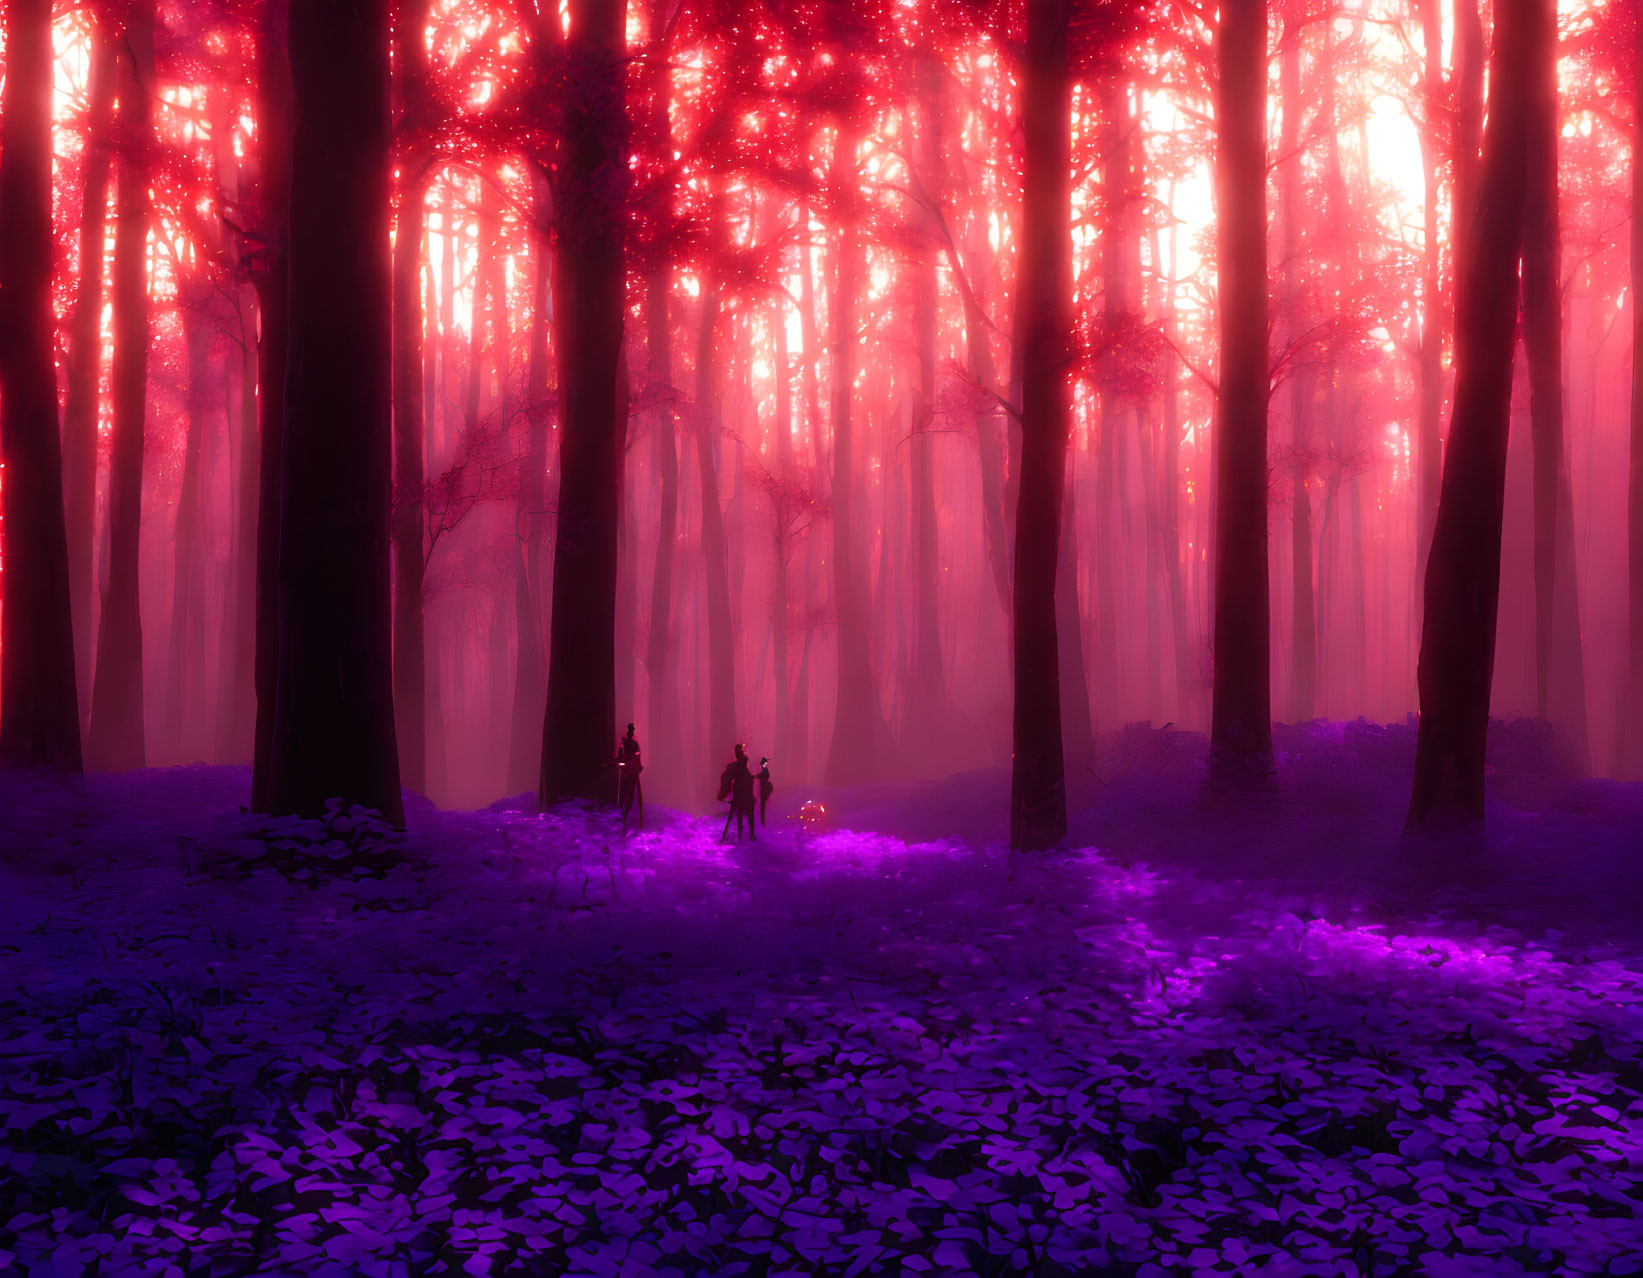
3;722;1643;1275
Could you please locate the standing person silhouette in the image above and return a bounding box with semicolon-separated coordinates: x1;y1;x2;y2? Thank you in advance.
718;744;757;842
756;756;773;828
616;723;643;834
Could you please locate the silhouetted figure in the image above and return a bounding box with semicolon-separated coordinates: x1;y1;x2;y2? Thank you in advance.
718;743;756;841
616;722;643;834
757;756;773;827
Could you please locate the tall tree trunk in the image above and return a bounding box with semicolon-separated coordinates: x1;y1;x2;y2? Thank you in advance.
508;175;552;796
1280;6;1315;723
1453;0;1484;244
62;24;115;737
393;171;431;795
1522;7;1591;774
1009;0;1072;850
1406;0;1533;832
963;213;1012;623
0;0;83;771
825;118;886;786
268;0;403;823
539;0;628;805
1207;0;1273;793
908;56;946;735
1628;10;1643;778
216;87;260;764
696;244;736;762
1414;0;1443;598
165;281;212;759
250;8;291;811
1057;461;1094;767
88;1;156;774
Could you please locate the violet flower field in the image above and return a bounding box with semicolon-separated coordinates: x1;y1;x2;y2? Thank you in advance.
4;724;1643;1276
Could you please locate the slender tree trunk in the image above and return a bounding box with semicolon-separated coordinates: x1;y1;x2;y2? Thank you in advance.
88;1;156;774
216;86;260;764
1009;0;1072;849
0;0;83;771
696;253;736;762
165;282;212;759
540;0;628;805
250;8;291;811
61;25;115;736
393;171;431;796
508;175;552;795
963;215;1012;623
1207;0;1273;793
1280;8;1315;723
1522;6;1591;774
268;0;403;823
1407;0;1533;832
825;118;886;786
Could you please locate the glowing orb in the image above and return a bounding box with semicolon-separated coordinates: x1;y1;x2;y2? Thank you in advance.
797;800;827;829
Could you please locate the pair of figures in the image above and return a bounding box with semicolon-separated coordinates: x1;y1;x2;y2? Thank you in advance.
717;744;773;842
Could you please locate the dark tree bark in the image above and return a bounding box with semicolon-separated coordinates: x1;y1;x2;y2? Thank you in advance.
1008;0;1072;850
392;0;435;797
825;117;887;786
392;173;431;796
1521;6;1590;774
539;0;629;806
267;0;403;823
1453;0;1484;245
1628;10;1643;778
1205;0;1274;794
1406;0;1533;832
250;6;292;812
0;0;83;772
88;1;157;774
61;23;116;734
1280;6;1315;722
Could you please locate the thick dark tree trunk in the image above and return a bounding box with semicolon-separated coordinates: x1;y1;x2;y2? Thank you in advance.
1279;8;1315;723
250;8;292;812
61;24;115;736
1008;0;1072;850
268;0;403;823
825;119;886;786
393;172;431;797
1206;0;1273;794
88;2;156;774
1522;9;1590;774
539;0;628;806
1628;14;1643;778
0;0;83;772
1406;0;1533;832
392;0;434;797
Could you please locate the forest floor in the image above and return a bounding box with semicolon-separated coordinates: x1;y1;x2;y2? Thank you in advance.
3;720;1643;1276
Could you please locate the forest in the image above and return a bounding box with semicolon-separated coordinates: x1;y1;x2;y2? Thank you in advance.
4;0;1643;1274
